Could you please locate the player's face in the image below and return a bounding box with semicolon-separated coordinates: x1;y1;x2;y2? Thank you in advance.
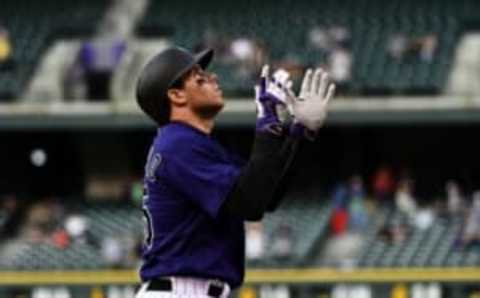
182;65;224;117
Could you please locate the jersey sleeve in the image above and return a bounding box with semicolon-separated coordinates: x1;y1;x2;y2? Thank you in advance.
159;147;241;219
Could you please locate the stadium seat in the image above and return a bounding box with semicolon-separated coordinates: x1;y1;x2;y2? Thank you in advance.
0;0;109;100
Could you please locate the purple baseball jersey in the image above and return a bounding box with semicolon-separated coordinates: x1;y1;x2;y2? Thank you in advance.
139;122;246;288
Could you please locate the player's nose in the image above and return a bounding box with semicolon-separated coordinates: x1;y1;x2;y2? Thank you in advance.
209;72;218;84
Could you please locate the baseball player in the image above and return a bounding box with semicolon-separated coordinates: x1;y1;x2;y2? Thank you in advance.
134;46;335;298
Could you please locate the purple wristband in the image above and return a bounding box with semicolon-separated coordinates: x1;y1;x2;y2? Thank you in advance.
255;78;284;135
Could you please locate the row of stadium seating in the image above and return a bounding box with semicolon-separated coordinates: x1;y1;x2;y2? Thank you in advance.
5;242;103;270
0;0;108;100
0;201;141;270
2;0;480;100
357;210;480;268
0;199;331;270
139;0;480;95
248;198;332;267
1;198;480;270
83;202;143;242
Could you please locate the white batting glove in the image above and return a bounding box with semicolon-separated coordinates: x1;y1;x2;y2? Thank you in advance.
288;68;336;132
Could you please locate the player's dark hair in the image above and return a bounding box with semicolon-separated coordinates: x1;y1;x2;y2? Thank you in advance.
169;72;188;89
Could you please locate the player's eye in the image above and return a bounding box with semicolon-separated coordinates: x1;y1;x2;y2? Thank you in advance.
196;77;207;85
195;72;209;85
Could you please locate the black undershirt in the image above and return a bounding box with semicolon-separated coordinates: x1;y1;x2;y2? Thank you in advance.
221;133;301;221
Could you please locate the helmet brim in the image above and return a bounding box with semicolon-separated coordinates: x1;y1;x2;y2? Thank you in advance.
168;48;214;88
195;48;214;70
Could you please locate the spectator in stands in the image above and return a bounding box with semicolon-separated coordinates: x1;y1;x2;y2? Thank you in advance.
446;180;465;216
328;26;351;49
78;37;126;100
422;35;438;62
348;175;368;232
0;194;23;239
372;165;396;203
307;25;350;53
307;25;352;92
395;178;417;221
62;52;87;101
230;38;256;64
378;218;408;245
388;34;438;62
413;205;435;230
229;37;267;82
101;236;125;268
245;222;264;260
387;34;408;60
121;235;139;268
22;200;55;243
194;28;231;64
327;46;352;93
120;175;143;204
129;178;144;206
462;192;480;250
406;34;437;62
333;183;348;209
22;197;65;243
307;26;332;52
64;213;92;246
271;223;293;259
51;228;70;249
0;26;13;68
331;183;349;235
391;219;408;244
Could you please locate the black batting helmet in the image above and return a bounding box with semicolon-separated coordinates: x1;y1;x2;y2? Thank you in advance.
136;46;214;126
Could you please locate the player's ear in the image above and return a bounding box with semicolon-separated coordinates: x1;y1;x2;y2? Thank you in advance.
167;88;187;106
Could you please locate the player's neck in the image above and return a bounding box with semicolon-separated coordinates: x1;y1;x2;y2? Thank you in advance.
170;111;214;134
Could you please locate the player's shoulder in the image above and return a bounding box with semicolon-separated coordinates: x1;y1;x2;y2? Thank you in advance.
153;122;211;157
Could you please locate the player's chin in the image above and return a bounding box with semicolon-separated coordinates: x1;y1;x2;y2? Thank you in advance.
196;102;224;119
210;93;224;109
210;99;225;113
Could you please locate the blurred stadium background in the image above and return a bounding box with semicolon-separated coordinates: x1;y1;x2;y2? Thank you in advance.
1;0;480;297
